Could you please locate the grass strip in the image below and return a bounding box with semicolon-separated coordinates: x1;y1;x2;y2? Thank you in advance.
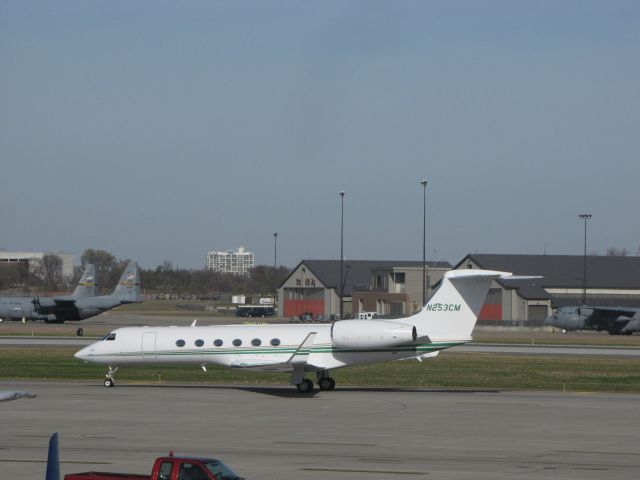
1;348;640;393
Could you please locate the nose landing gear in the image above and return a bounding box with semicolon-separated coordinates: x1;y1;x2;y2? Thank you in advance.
104;365;119;387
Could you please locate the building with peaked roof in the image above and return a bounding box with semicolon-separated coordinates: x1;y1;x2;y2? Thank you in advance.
453;254;640;325
277;259;451;320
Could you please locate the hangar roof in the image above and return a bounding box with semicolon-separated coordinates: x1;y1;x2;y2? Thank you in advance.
460;254;640;290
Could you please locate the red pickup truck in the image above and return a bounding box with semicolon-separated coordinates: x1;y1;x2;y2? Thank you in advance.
64;452;243;480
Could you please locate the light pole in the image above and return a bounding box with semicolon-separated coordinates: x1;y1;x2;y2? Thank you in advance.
273;232;278;270
421;179;428;306
273;233;278;315
339;191;345;319
578;214;592;305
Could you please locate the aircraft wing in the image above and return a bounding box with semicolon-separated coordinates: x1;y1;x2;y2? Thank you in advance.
229;332;319;371
583;306;639;328
229;360;297;372
34;297;77;315
53;298;77;306
589;306;638;315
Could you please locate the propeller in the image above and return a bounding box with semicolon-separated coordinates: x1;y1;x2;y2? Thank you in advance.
31;296;41;311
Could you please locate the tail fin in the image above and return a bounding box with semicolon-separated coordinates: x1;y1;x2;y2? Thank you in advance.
112;261;142;303
45;432;60;480
71;264;98;298
412;269;510;342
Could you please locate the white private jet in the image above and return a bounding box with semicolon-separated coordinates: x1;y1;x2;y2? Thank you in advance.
74;269;510;393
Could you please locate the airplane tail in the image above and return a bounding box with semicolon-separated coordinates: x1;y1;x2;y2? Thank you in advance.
112;261;142;303
45;432;60;480
412;269;510;342
71;264;98;298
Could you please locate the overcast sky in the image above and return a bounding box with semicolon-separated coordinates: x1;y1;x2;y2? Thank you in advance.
1;1;639;269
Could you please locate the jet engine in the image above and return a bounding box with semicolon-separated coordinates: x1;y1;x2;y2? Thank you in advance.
331;320;417;349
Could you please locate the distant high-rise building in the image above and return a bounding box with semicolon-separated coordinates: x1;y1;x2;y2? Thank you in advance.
205;246;254;275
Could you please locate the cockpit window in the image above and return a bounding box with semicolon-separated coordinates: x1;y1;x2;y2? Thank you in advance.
100;333;116;341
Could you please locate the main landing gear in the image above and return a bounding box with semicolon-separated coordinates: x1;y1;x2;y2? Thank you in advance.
294;371;336;393
318;376;336;391
104;365;119;387
296;378;314;393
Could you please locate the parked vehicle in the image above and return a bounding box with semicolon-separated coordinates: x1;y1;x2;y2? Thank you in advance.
64;451;242;480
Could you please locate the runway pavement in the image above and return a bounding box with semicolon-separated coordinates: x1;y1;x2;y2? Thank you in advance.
1;381;639;480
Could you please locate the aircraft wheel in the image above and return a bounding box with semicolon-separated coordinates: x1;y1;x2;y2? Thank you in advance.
296;378;313;393
318;377;336;391
104;378;115;388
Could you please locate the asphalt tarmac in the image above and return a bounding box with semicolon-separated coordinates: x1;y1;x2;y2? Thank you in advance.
1;381;639;480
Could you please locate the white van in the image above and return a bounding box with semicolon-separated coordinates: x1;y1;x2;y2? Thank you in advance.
357;311;378;320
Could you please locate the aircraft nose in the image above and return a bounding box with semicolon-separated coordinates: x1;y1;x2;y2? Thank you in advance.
74;347;91;360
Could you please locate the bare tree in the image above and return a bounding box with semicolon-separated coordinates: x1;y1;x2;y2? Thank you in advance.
32;254;63;291
0;261;29;291
606;247;628;256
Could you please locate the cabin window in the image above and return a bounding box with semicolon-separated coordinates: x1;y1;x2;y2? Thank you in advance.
251;338;261;346
232;339;242;347
270;338;281;346
176;339;186;347
214;339;223;347
195;339;204;347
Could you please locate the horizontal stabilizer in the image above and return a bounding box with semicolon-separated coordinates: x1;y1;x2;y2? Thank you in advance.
499;275;543;281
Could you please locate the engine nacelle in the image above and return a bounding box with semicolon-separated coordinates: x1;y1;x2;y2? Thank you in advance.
331;320;417;349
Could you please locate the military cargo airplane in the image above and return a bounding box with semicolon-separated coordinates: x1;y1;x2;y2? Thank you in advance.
75;269;512;392
0;264;97;322
545;305;640;335
0;261;142;323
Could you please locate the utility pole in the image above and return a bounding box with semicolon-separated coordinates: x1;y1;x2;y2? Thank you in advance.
578;214;592;305
421;179;428;306
339;191;345;319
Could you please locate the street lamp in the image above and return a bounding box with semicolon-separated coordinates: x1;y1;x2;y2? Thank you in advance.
578;214;592;305
273;233;278;315
273;233;278;269
339;191;345;319
421;179;428;306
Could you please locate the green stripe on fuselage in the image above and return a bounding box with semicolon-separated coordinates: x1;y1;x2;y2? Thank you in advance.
87;341;465;360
